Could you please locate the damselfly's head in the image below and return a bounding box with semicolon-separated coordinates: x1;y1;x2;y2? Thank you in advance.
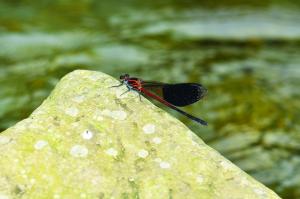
120;74;130;81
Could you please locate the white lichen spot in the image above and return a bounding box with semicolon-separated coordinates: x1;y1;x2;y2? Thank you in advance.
196;175;204;184
70;145;88;157
20;170;27;179
0;136;11;145
111;110;127;120
30;178;36;184
94;115;104;121
191;140;198;146
91;176;103;185
152;137;162;144
32;108;45;116
53;194;60;199
0;194;10;199
65;107;79;117
93;110;104;121
102;109;127;120
71;122;79;127
143;124;156;134
21;174;28;179
34;140;48;150
240;176;250;186
159;161;171;169
137;149;149;158
81;130;93;140
72;95;85;103
89;74;99;81
254;188;266;197
17;125;26;131
105;148;118;157
128;177;135;182
42;174;48;179
28;123;40;129
102;109;111;116
220;160;233;170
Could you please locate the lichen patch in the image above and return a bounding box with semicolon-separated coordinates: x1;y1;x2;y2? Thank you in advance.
88;74;100;81
71;122;79;127
34;140;48;150
53;194;61;199
196;175;204;184
81;130;93;140
102;109;127;120
152;137;162;144
159;161;171;169
111;110;127;120
143;124;156;134
105;148;118;157
70;145;88;157
65;107;79;117
137;149;149;158
254;188;267;198
0;194;10;199
220;160;233;170
72;95;85;103
93;110;104;121
0;136;11;145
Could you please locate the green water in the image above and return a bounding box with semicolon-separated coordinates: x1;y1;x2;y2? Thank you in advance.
1;0;300;198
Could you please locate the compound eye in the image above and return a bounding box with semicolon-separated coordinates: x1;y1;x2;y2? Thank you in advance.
120;74;125;79
120;74;130;79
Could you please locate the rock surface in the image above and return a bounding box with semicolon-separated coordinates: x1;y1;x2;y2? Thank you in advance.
0;70;280;199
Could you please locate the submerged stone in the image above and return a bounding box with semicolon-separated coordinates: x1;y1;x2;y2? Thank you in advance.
0;70;280;199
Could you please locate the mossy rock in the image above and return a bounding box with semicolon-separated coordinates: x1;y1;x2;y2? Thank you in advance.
0;70;280;199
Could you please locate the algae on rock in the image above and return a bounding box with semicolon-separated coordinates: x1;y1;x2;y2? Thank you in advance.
0;70;280;199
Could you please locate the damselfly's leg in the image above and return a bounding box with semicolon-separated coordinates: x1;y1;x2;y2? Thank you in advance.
120;89;131;96
110;82;124;88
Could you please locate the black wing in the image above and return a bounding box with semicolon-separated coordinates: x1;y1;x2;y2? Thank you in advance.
143;82;207;107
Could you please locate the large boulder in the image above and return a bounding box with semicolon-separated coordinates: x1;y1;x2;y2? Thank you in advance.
0;70;280;199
